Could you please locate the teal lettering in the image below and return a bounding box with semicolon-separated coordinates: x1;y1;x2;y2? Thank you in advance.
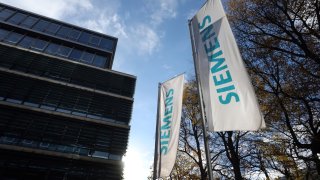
161;116;171;130
216;85;235;93
161;146;168;155
200;24;215;42
219;92;240;104
213;70;233;86
161;140;168;145
160;130;170;139
199;17;240;104
205;37;220;53
165;96;173;107
198;15;211;30
166;89;174;97
165;106;173;116
209;50;227;73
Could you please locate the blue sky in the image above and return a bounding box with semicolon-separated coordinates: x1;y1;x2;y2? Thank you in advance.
0;0;207;179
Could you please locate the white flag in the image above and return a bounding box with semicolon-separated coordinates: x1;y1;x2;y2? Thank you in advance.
155;74;184;178
190;0;265;131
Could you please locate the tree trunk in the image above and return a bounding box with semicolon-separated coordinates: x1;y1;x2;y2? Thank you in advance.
226;132;242;180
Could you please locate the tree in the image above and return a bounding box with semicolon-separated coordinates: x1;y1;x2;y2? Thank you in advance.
176;80;263;179
228;0;320;175
176;79;209;179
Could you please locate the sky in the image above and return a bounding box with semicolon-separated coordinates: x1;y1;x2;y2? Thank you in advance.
0;0;207;179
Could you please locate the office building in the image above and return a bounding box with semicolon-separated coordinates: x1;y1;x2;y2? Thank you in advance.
0;3;136;180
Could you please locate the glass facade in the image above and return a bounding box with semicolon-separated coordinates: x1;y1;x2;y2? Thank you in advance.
0;70;132;125
0;2;134;180
0;105;127;160
0;4;117;69
0;5;116;52
0;28;109;68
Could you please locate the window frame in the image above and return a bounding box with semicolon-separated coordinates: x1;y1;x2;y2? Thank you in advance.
20;16;39;28
7;12;27;24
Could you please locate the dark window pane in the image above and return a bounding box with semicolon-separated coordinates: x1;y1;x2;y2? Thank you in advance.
78;32;90;44
0;9;14;20
45;23;60;34
3;32;23;44
0;29;9;40
7;12;27;24
89;35;100;46
44;43;59;54
56;26;71;38
21;16;38;28
81;51;94;63
32;19;50;31
92;55;107;68
18;36;35;48
68;29;80;40
30;39;47;51
56;45;71;57
99;38;114;51
69;49;82;60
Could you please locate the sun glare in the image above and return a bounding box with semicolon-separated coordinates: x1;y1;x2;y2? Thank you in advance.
123;148;151;180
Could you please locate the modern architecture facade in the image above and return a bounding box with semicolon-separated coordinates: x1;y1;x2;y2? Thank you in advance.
0;3;136;180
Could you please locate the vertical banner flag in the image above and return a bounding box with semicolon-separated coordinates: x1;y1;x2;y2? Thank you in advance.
155;74;184;178
189;0;265;131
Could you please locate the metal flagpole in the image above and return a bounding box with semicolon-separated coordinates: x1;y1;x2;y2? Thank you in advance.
188;20;214;180
153;83;162;180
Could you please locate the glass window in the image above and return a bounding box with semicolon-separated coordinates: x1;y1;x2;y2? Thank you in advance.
79;148;89;156
69;48;82;60
109;154;121;160
44;43;59;54
68;29;81;40
40;105;55;111
80;51;94;63
21;16;38;28
89;35;100;45
92;151;109;158
0;29;9;40
40;142;50;148
18;36;35;48
65;146;75;153
56;108;71;114
7;12;27;24
56;45;71;57
99;38;114;51
57;145;66;152
30;38;48;51
56;26;71;38
32;19;50;31
78;32;90;44
0;9;14;20
45;22;60;34
24;101;39;107
92;55;107;68
3;32;23;44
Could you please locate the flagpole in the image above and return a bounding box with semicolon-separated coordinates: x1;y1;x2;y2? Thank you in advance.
153;83;161;180
188;20;214;180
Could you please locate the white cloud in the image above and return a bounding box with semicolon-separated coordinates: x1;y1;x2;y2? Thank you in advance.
162;64;172;70
80;13;127;38
1;0;182;56
0;0;92;19
150;0;178;26
130;24;160;55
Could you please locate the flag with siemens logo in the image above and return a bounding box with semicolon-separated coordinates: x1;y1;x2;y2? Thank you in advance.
189;0;265;131
154;74;184;178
